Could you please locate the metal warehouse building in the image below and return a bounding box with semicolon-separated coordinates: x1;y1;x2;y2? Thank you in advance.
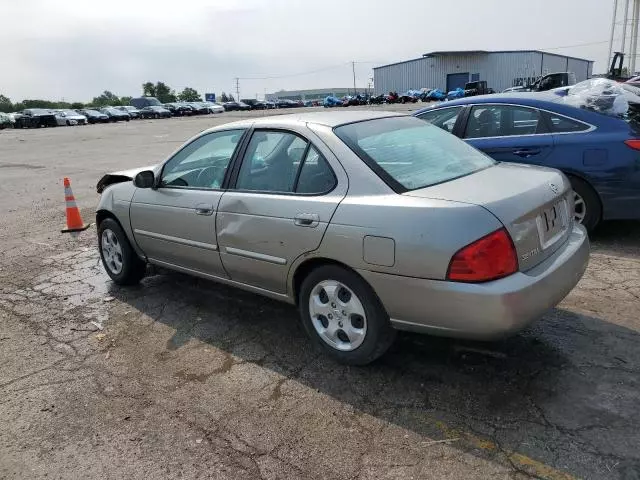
373;50;594;94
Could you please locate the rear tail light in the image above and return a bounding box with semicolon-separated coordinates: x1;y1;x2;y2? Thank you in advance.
447;228;518;283
624;139;640;150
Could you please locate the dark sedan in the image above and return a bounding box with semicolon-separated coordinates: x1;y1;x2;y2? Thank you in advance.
139;106;172;119
14;109;57;128
100;107;131;122
116;106;142;119
223;101;251;111
78;109;109;124
276;99;302;108
163;103;192;116
241;99;268;110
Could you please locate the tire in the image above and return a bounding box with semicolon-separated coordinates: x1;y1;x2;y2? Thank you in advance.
298;265;396;365
98;218;146;285
568;176;601;232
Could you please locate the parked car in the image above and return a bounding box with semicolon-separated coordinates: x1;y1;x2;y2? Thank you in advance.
185;102;212;115
241;99;268;110
54;110;88;126
323;96;343;107
14;109;57;128
264;101;277;109
464;81;495;97
78;109;110;124
202;102;225;114
0;112;14;129
503;86;528;93
95;111;588;365
275;99;301;108
139;106;172;119
163;103;192;116
414;90;640;231
223;101;251;111
130;97;162;109
100;107;131;122
116;106;141;119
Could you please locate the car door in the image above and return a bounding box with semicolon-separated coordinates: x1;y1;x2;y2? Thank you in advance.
130;129;246;277
216;127;347;294
461;104;555;165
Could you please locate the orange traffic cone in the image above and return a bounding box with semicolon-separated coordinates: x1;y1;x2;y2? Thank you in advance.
61;177;91;233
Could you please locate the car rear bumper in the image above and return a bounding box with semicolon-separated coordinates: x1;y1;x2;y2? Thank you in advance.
358;224;589;340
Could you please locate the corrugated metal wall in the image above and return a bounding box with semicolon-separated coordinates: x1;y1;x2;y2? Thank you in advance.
374;51;593;94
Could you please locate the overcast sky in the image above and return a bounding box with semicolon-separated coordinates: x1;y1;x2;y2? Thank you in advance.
0;0;622;102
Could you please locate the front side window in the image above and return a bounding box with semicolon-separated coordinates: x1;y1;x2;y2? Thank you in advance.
161;129;244;189
464;105;541;138
335;116;494;191
236;131;307;193
416;106;463;133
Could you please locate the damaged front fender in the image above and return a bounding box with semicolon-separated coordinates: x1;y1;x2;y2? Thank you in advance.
96;165;157;193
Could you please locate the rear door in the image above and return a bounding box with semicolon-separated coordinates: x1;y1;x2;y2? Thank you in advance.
130;129;245;276
462;104;555;165
216;127;347;294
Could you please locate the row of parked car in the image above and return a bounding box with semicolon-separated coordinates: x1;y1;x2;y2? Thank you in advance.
0;98;327;130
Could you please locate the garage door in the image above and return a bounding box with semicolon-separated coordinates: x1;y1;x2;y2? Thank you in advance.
447;73;469;91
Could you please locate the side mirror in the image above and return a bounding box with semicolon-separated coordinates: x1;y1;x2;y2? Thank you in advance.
134;170;155;189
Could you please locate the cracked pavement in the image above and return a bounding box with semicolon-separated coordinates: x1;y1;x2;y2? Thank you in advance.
1;107;639;480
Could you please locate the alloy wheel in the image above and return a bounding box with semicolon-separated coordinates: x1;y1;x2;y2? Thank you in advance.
309;280;367;352
574;191;586;224
101;229;123;275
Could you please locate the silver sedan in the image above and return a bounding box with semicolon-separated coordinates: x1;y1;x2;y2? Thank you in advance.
96;111;589;364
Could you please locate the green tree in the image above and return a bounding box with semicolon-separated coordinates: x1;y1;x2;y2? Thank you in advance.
155;82;176;103
92;91;121;107
178;87;202;102
70;102;85;110
220;92;229;102
120;96;132;106
0;94;12;113
228;93;235;101
142;81;176;103
142;82;156;97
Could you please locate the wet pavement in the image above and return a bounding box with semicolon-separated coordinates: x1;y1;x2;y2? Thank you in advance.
1;108;639;479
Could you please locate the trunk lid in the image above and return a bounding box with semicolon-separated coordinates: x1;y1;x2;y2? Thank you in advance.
404;163;574;271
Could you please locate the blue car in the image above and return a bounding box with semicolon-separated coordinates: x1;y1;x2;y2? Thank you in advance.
414;92;640;231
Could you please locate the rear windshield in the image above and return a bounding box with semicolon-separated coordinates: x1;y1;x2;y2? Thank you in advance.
334;116;494;191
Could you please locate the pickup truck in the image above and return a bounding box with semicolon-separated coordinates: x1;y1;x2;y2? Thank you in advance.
464;81;494;97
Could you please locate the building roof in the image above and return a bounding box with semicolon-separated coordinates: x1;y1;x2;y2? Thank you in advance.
374;50;594;70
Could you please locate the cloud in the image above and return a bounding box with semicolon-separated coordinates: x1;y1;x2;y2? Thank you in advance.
0;0;614;102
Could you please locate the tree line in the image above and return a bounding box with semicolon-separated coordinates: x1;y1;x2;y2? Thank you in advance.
0;82;227;113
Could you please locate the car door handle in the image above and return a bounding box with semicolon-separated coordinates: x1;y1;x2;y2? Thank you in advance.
194;203;214;216
513;148;541;158
294;213;319;227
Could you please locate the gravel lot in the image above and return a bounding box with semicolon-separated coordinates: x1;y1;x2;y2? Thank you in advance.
1;106;639;480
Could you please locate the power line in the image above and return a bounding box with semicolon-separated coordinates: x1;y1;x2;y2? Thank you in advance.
238;62;351;80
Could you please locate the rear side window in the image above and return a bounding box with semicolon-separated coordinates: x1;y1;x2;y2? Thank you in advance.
296;147;336;194
544;112;590;133
335;116;494;192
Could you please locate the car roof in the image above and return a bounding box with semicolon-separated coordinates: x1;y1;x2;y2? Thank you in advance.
205;110;405;132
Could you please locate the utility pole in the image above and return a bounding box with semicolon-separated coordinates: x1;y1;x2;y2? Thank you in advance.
609;0;619;68
234;77;240;101
352;61;357;95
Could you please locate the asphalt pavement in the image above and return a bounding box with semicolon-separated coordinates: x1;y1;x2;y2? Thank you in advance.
1;106;639;480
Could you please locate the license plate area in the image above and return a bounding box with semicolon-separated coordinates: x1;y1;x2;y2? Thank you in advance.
536;199;568;249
